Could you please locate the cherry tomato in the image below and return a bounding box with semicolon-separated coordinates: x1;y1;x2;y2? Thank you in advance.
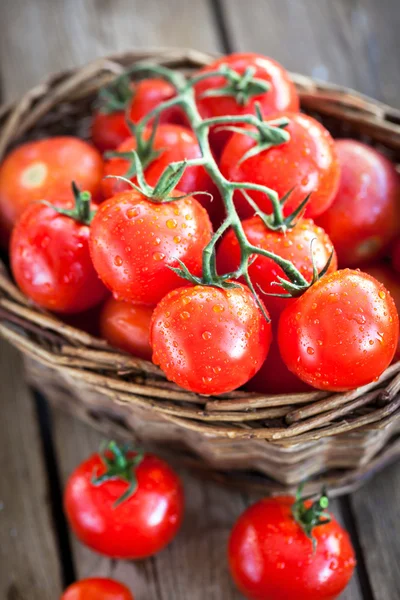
64;445;184;559
364;262;400;361
228;493;356;600
89;189;212;305
317;140;400;266
150;283;272;395
62;578;134;600
0;137;103;236
102;124;219;217
100;296;153;360
194;53;299;156
11;197;107;314
217;217;337;321
91;111;131;153
127;77;184;126
246;336;311;395
392;238;400;273
220;112;340;220
278;269;399;391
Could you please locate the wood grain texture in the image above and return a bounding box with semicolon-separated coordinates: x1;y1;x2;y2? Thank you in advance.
0;0;221;101
0;340;62;600
219;0;400;107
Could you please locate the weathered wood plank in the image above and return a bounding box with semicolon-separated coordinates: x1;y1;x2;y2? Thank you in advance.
219;0;400;107
351;462;400;600
0;341;62;600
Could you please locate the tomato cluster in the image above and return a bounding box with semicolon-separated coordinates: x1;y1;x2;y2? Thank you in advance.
3;51;388;599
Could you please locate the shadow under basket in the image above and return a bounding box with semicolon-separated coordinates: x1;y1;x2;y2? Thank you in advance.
1;48;400;497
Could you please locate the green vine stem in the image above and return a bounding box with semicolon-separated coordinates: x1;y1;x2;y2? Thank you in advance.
40;182;95;225
291;484;331;552
115;62;323;303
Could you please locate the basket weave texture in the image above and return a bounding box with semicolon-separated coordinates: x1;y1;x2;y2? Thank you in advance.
1;48;400;495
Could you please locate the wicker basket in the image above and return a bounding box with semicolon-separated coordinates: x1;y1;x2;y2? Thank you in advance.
1;48;400;497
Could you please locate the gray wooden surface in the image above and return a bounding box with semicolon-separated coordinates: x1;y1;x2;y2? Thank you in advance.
0;0;399;598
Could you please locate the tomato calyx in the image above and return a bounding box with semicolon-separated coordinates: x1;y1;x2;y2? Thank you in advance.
291;485;331;551
96;73;134;114
40;182;95;225
91;441;145;506
192;64;270;106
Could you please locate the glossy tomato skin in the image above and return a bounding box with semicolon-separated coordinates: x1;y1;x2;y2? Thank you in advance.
220;112;340;220
100;296;153;360
364;263;400;361
11;203;107;314
195;53;299;156
317;140;400;267
64;453;184;559
278;269;399;391
62;578;134;600
217;217;337;322
128;78;184;126
102;124;219;217
91;111;131;153
228;496;356;600
89;189;212;305
150;284;272;395
0;137;103;236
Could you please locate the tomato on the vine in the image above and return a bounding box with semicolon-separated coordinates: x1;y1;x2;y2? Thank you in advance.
92;111;131;153
228;491;356;600
217;216;337;321
150;283;272;395
89;189;212;305
100;296;153;360
11;190;107;314
317;140;400;266
278;269;399;391
64;444;184;559
0;137;103;237
220;112;340;220
62;578;134;600
194;53;299;156
101;124;219;217
364;262;400;361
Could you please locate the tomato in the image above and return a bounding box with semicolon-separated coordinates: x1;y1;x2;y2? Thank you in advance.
64;445;184;559
101;124;219;217
11;196;107;314
92;111;131;153
0;137;103;237
317;140;400;266
194;53;299;156
89;189;212;305
150;283;272;395
278;269;399;391
217;217;337;322
228;493;356;600
246;336;311;395
392;238;400;273
128;77;184;126
364;262;400;361
100;296;153;360
220;112;340;220
62;578;134;600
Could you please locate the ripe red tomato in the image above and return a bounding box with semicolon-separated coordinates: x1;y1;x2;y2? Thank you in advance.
11;200;107;314
246;336;311;395
150;284;272;395
100;296;153;360
62;578;134;600
228;494;356;600
317;140;400;266
89;189;212;305
278;269;399;391
194;53;299;156
127;77;184;126
102;124;218;217
217;217;337;322
64;446;184;559
0;137;103;236
392;238;400;273
220;112;340;220
91;111;131;153
364;262;400;361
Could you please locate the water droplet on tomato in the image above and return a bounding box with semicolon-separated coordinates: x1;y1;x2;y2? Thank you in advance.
180;311;190;320
202;331;212;340
153;252;165;261
166;219;177;229
114;255;123;266
213;304;224;313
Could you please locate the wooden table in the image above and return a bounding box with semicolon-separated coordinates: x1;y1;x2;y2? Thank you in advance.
0;1;399;598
